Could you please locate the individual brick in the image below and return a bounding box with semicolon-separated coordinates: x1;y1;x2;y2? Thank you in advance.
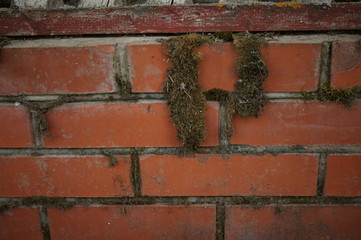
128;43;320;92
42;102;219;148
0;105;33;148
48;205;216;240
331;41;361;88
231;101;361;146
0;207;43;240
225;205;361;240
141;154;318;196
0;156;132;197
324;155;361;196
0;45;117;94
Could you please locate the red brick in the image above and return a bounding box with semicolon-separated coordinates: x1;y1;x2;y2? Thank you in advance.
43;102;219;148
128;44;170;92
141;154;318;196
0;45;116;95
324;155;361;196
128;43;320;92
48;205;215;240
262;43;320;92
225;205;361;240
0;156;132;197
0;207;42;240
231;101;361;146
0;105;33;148
331;41;361;88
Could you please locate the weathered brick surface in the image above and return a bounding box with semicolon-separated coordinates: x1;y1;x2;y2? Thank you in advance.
0;105;33;148
48;205;216;240
0;45;117;94
331;41;361;88
324;155;361;196
225;205;361;240
0;156;132;197
231;101;361;146
141;154;318;196
0;207;43;240
42;102;219;148
128;43;320;92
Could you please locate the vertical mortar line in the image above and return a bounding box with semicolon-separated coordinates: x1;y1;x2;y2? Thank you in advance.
219;102;229;146
114;43;131;91
317;153;328;196
39;206;51;240
216;203;226;240
130;150;142;196
30;110;43;148
319;41;332;88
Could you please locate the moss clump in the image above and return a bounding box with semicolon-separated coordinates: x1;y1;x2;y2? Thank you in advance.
302;82;361;107
163;34;211;153
101;150;118;167
0;37;10;48
14;95;70;134
233;32;269;117
115;72;131;96
205;88;235;138
213;31;234;42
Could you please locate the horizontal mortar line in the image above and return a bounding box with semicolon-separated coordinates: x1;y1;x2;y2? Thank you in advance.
1;196;361;206
0;145;360;156
3;92;356;103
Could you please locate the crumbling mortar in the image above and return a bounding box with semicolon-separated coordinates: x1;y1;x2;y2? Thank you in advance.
1;196;361;213
316;153;327;196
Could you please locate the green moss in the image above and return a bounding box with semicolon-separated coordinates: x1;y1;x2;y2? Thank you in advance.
233;32;269;117
115;72;131;96
205;88;235;138
0;37;10;48
302;82;361;107
163;34;211;154
213;31;234;42
101;150;118;167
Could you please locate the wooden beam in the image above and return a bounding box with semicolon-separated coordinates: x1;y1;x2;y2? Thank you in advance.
1;4;360;36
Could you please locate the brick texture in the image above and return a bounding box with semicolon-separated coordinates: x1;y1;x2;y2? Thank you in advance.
0;45;117;95
128;43;320;92
42;102;219;148
324;155;361;196
0;156;132;197
141;154;318;196
48;205;216;240
225;205;361;240
0;207;43;240
0;105;33;148
231;101;361;146
331;41;361;88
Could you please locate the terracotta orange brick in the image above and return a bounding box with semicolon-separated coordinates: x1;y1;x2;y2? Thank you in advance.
324;155;361;196
231;101;361;146
0;207;43;240
0;45;117;94
141;154;318;196
331;41;361;88
0;105;33;148
225;205;361;240
128;43;320;92
0;156;132;197
48;205;215;240
128;44;170;92
262;43;320;92
42;102;219;148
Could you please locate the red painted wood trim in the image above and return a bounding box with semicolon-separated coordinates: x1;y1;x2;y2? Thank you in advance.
0;4;360;36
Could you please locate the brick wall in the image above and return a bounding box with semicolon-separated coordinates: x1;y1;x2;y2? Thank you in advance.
0;34;360;239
